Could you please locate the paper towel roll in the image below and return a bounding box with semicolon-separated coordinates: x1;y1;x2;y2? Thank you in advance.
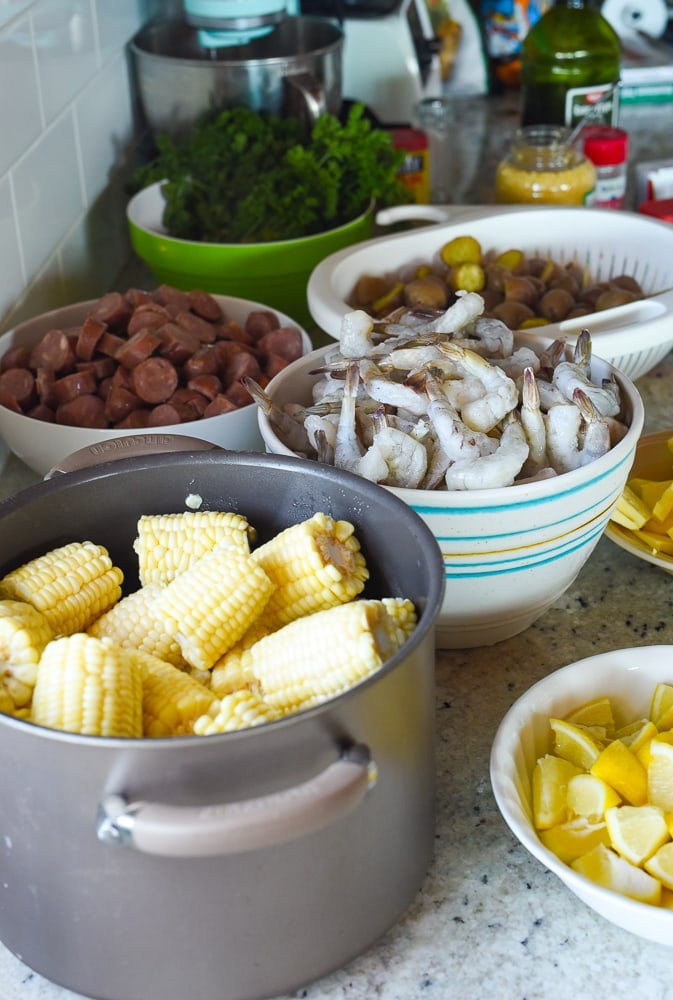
601;0;669;39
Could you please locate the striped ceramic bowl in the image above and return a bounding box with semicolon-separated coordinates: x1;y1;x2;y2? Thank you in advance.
256;336;644;649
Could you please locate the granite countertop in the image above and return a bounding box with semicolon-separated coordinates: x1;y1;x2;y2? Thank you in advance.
2;91;673;1000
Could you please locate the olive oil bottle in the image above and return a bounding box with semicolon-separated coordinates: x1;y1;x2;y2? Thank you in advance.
520;0;621;128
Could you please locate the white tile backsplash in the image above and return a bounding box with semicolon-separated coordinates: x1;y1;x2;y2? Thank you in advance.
32;0;98;124
0;0;151;332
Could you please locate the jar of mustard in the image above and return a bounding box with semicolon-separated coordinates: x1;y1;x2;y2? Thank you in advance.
495;125;597;206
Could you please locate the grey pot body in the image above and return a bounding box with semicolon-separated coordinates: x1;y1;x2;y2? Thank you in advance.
130;17;344;138
0;452;443;1000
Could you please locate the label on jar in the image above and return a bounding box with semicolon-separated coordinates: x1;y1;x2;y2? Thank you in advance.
565;85;619;128
594;174;627;209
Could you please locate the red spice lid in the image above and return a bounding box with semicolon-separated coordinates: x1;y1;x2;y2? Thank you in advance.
639;197;673;223
390;127;428;152
582;126;629;166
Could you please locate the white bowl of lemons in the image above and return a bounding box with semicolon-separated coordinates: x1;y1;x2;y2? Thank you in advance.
490;645;673;947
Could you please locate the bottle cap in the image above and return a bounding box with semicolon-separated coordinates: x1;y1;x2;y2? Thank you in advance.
390;127;427;152
582;126;628;166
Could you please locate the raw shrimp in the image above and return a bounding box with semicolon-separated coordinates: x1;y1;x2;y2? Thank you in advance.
334;361;365;473
424;375;495;463
520;367;548;471
243;377;311;454
454;316;514;358
552;361;621;418
435;342;519;432
358;409;428;488
494;346;541;380
420;434;453;490
358;359;428;417
304;412;339;452
444;412;529;490
339;310;377;358
545;389;610;473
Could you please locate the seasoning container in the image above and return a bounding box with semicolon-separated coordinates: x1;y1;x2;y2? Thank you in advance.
390;127;430;204
414;97;455;204
639;198;673;224
582;125;628;209
495;125;597;206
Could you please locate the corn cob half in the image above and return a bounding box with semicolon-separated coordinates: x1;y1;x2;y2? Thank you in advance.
243;598;414;714
0;541;123;637
193;689;280;735
250;512;369;632
154;547;274;672
132;650;219;737
0;599;53;711
134;511;255;587
31;634;143;738
87;583;186;668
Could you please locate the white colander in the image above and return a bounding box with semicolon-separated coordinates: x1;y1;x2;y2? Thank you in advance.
307;204;673;381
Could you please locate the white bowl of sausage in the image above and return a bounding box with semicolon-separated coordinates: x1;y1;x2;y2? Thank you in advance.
0;288;311;477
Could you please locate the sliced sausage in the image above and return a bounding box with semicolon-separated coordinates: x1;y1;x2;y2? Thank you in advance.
174;309;217;344
146;402;184;426
124;288;153;309
97;331;126;358
89;291;132;330
75;316;106;361
52;369;98;405
204;394;239;417
131;357;178;404
104;386;143;423
168;387;208;419
244;310;280;341
224;381;254;408
157;323;200;366
153;285;192;315
0;368;35;408
26;402;55;422
187;373;223;401
0;346;31;372
116;329;162;369
224;351;262;389
127;303;170;336
216;320;255;346
35;368;58;408
30;330;75;372
257;327;304;364
182;346;219;380
188;290;223;322
56;394;107;428
76;357;116;380
114;409;151;430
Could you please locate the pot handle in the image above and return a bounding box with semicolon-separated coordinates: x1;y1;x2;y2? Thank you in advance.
96;743;375;857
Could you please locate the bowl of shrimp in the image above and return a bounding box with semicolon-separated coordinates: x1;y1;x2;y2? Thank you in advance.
251;292;645;649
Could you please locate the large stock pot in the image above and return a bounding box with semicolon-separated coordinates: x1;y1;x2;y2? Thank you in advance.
0;449;444;1000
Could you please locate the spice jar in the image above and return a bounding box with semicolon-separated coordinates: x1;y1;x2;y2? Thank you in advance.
582;125;628;210
495;125;597;205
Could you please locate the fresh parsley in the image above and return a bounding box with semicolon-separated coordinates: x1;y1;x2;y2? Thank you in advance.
132;104;413;243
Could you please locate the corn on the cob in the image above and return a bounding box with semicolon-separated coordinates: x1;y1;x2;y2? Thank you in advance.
250;513;369;632
193;689;280;735
0;599;53;710
154;548;274;672
209;619;269;697
31;634;143;738
381;597;418;646
242;598;412;713
134;511;255;587
87;583;186;668
0;541;123;637
132;649;219;737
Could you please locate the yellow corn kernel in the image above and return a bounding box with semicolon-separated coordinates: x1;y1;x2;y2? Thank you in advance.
381;597;418;646
132;650;219;737
193;689;280;735
87;583;186;668
0;599;53;710
250;512;369;632
31;634;142;738
154;548;274;672
134;511;255;587
244;598;411;713
0;541;123;637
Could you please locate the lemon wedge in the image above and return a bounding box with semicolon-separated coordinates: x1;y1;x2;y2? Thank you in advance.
566;773;621;822
644;842;673;890
571;843;662;905
549;718;602;771
648;739;673;812
539;819;610;864
565;696;615;730
532;754;581;830
605;804;670;866
590;738;648;806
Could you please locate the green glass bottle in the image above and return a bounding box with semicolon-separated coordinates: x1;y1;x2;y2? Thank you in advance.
520;0;621;128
